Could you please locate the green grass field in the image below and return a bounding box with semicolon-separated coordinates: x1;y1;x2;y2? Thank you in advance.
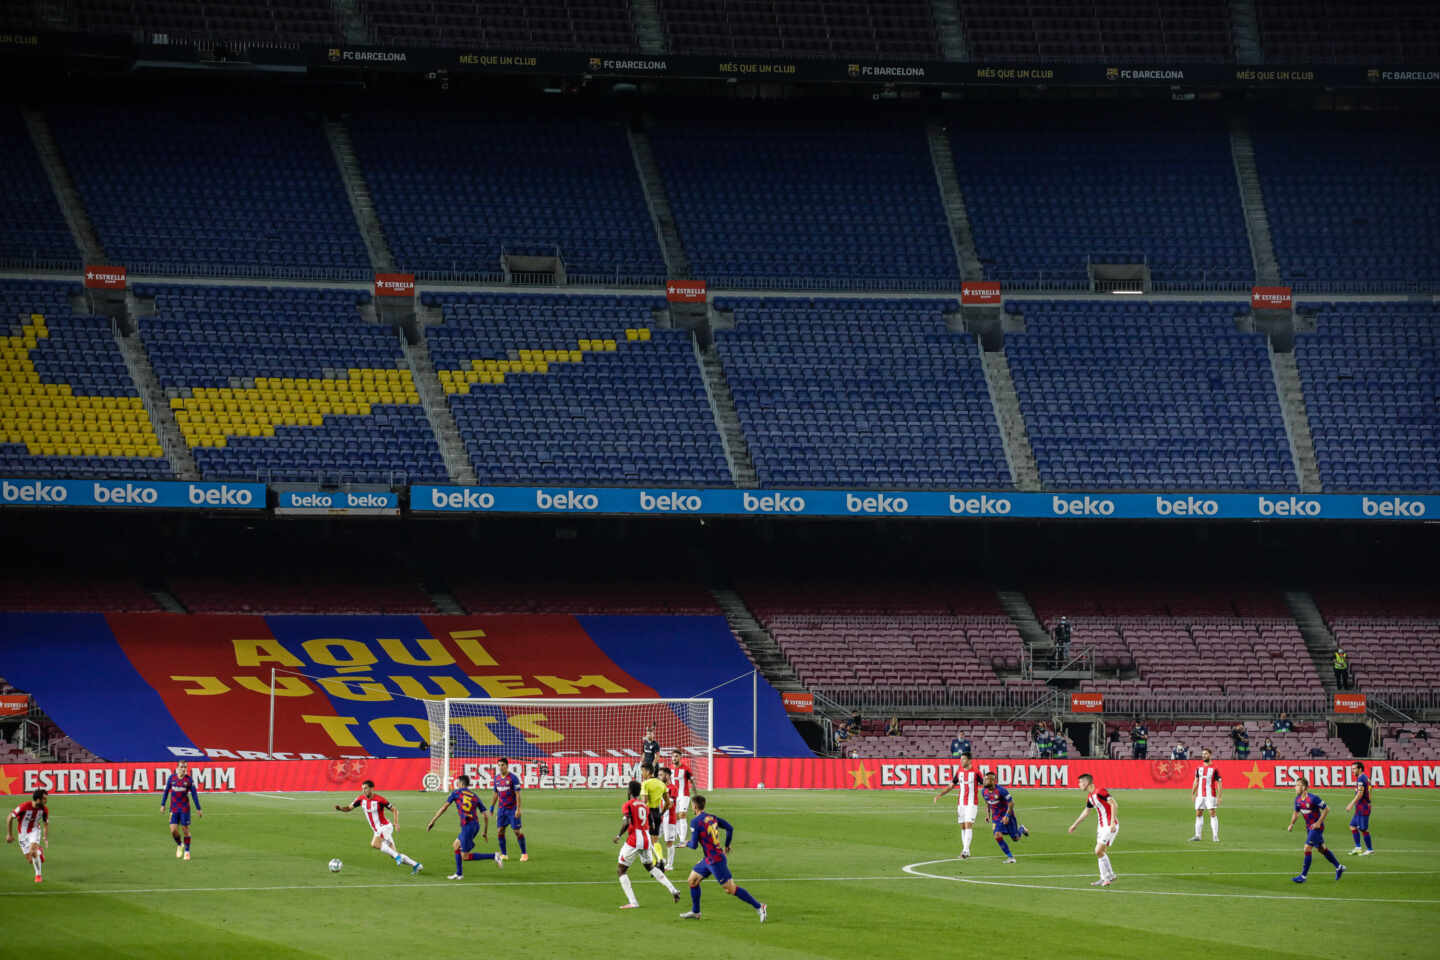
6;787;1438;959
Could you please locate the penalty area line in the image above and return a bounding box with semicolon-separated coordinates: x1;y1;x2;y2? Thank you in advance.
901;858;1440;905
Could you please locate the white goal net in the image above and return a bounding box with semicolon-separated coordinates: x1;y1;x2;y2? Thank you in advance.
423;698;713;792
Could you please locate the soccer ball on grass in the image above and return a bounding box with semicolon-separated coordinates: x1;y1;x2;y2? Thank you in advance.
328;858;343;873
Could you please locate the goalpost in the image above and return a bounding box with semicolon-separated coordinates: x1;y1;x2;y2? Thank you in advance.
422;698;714;793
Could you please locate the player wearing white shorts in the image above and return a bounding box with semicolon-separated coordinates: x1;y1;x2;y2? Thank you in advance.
661;767;684;870
1190;748;1222;842
1069;773;1118;887
5;789;49;884
334;778;423;874
670;749;694;843
933;754;983;859
614;780;680;908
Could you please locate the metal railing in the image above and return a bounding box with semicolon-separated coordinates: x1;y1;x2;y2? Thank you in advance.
812;686;1339;719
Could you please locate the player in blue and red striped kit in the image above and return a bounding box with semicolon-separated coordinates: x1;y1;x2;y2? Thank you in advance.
161;761;203;861
982;771;1028;863
679;795;766;922
1345;760;1374;856
1287;776;1344;883
427;774;503;879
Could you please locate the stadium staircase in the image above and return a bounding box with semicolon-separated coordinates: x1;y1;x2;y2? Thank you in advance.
1228;0;1264;64
710;587;804;692
627;126;692;279
925;120;984;281
23;107;105;263
980;349;1042;491
929;0;969;60
630;0;668;53
149;587;188;613
324;119;396;272
114;326;199;480
330;0;372;43
1228;120;1282;284
1285;590;1340;694
427;587;465;615
996;588;1054;655
402;332;476;483
694;339;758;487
1268;343;1323;492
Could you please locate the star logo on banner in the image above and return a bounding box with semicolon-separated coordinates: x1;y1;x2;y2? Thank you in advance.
0;765;18;796
1242;762;1271;788
848;764;874;789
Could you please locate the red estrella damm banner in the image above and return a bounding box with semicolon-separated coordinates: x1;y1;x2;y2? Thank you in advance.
1334;693;1367;714
373;273;416;297
1251;285;1293;309
781;692;814;713
6;757;1440;797
961;281;1002;305
0;693;28;716
83;265;126;290
1069;692;1103;713
665;280;706;303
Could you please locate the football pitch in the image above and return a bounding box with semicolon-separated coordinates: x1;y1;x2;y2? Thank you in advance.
6;787;1439;959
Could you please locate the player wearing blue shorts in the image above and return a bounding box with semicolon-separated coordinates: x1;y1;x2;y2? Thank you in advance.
492;758;528;862
160;761;203;861
679;795;766;922
1345;760;1373;855
981;770;1028;863
1287;775;1344;883
427;774;503;879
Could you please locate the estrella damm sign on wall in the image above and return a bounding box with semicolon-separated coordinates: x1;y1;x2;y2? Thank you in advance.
0;614;808;761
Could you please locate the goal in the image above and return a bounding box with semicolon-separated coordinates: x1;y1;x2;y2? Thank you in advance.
423;698;713;792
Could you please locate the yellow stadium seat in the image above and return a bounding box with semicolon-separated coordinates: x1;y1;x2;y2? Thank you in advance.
625;329;638;341
603;339;617;351
638;328;651;341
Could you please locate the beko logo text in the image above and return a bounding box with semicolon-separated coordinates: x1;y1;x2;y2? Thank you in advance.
1257;496;1321;517
846;493;908;514
95;482;159;504
1052;495;1115;516
2;480;67;503
948;494;1011;515
742;493;806;513
188;484;254;506
639;491;702;512
1155;495;1219;516
1362;496;1425;518
431;489;495;509
536;490;599;510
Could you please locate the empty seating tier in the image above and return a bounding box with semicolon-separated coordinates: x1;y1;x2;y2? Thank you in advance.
0;108;76;266
658;0;940;57
350;114;664;281
365;0;638;50
1007;301;1296;490
0;280;170;479
1256;1;1440;63
1296;303;1440;492
958;0;1232;61
427;293;730;485
139;285;447;484
50;107;369;279
1253;125;1440;288
951;121;1252;288
717;298;1010;488
651;121;958;289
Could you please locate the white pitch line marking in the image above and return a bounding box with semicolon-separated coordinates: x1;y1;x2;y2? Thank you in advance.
901;858;1440;904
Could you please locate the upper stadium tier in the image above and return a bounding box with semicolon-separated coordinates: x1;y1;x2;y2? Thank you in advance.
6;2;1435;63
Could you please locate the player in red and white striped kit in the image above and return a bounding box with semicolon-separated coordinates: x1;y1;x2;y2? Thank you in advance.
5;789;49;884
933;754;984;859
1190;748;1223;843
1069;773;1119;887
669;749;694;844
334;779;423;875
614;780;680;909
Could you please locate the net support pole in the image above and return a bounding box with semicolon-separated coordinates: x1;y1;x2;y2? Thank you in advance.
752;670;758;758
267;667;276;759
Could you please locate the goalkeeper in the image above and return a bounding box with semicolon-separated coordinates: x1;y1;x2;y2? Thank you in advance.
640;763;671;867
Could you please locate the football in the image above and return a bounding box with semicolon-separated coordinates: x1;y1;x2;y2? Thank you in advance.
328;858;343;873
